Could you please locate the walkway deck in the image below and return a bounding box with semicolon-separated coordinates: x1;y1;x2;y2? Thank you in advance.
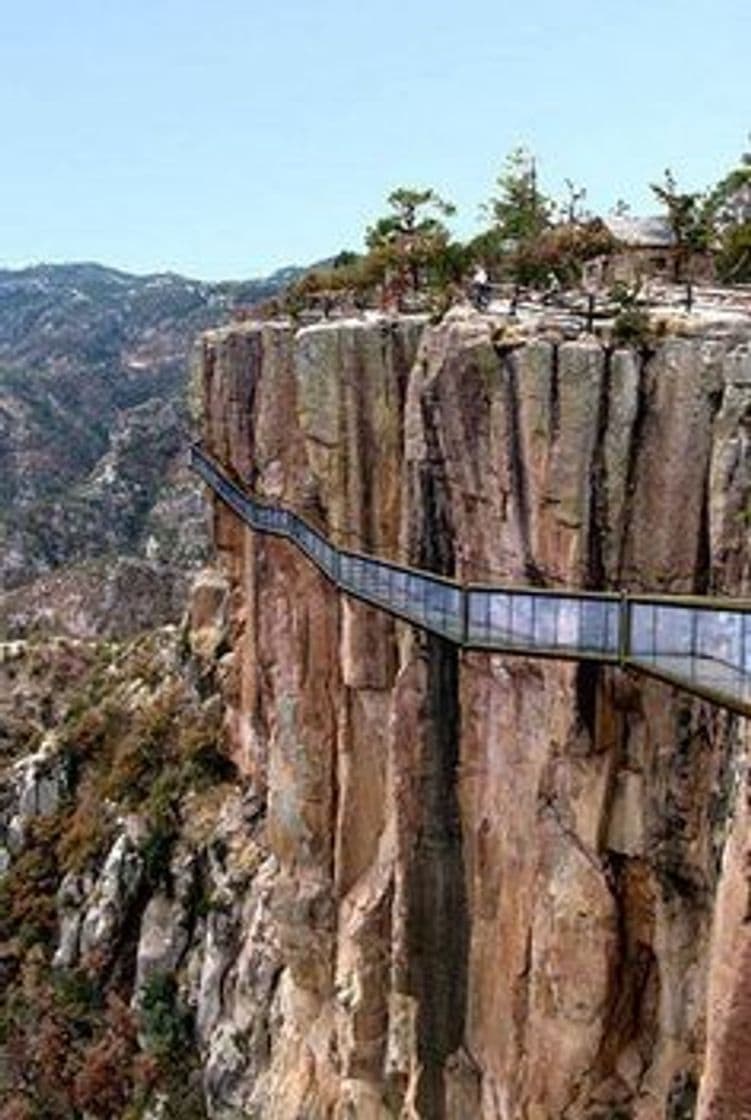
190;445;751;717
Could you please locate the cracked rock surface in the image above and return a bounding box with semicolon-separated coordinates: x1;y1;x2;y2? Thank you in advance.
194;310;751;1118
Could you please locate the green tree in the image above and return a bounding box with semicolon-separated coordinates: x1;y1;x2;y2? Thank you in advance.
708;143;751;280
485;147;553;245
650;168;716;279
709;143;751;226
716;222;751;281
365;187;457;294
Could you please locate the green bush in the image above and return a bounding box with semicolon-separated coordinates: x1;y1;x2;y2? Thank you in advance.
139;971;192;1061
611;306;653;347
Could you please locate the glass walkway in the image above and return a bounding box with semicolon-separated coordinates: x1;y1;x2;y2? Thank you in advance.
190;445;751;717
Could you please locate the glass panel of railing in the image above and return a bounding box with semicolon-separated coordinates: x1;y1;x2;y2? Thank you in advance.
627;601;751;710
226;489;244;518
580;599;620;654
375;563;392;602
406;573;428;627
468;590;507;644
352;557;369;597
360;557;378;600
510;595;535;644
419;575;438;631
425;578;450;631
392;569;408;612
555;600;580;648
629;602;656;659
315;539;328;574
446;586;464;638
428;582;463;639
695;609;743;669
274;508;291;534
468;590;619;656
319;540;338;581
364;559;379;597
339;553;352;588
349;556;364;592
655;605;693;656
631;602;747;673
242;496;260;527
297;520;311;550
367;558;391;606
361;558;378;598
294;520;311;551
533;596;559;648
257;505;275;531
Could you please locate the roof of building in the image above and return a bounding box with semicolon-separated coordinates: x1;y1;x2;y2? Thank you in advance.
604;214;676;248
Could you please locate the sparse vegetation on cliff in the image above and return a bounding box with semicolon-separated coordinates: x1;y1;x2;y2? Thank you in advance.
273;138;751;318
0;622;233;1120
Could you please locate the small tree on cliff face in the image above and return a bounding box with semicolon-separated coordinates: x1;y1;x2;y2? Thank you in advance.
365;187;457;295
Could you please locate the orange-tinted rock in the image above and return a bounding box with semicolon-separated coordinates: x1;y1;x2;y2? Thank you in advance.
197;310;751;1118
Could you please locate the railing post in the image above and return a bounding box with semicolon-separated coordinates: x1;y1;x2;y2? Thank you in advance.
618;592;631;665
461;585;470;646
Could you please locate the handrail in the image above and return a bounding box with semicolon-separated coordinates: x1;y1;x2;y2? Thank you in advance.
190;443;751;717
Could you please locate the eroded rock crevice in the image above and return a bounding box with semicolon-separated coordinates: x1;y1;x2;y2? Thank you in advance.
405;636;467;1118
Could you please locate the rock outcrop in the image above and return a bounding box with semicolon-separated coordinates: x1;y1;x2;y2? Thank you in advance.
1;308;749;1120
193;309;750;1118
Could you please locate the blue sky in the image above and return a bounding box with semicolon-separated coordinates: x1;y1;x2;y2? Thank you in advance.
1;0;748;280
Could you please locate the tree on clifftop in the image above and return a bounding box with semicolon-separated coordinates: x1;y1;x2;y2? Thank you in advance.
470;147;557;281
709;143;751;280
365;187;457;295
651;143;751;282
485;147;553;246
650;169;716;280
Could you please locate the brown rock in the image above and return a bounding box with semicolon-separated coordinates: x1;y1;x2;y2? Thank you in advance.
196;313;751;1118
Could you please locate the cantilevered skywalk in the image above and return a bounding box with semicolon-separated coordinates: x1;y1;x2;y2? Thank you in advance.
191;444;750;717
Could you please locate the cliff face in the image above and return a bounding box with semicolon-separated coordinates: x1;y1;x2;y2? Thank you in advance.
196;309;751;1120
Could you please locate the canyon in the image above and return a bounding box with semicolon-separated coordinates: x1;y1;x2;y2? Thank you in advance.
1;302;750;1119
0;261;296;636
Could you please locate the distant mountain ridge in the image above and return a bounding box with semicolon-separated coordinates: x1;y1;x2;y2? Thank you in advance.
0;259;301;634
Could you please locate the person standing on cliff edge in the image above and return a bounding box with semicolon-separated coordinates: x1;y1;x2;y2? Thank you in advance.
471;263;490;310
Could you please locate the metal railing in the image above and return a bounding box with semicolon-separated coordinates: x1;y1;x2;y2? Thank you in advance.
475;282;751;326
190;444;751;716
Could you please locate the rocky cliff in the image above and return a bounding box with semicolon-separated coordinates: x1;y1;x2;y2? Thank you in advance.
1;307;749;1120
194;308;750;1118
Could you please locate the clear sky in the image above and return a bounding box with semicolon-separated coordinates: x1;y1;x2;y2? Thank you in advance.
2;0;748;280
